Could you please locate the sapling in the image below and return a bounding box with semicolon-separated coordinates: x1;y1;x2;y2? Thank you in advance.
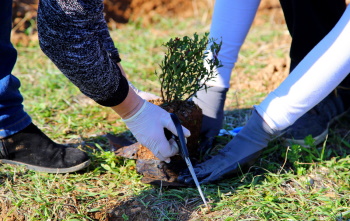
156;32;222;103
120;33;223;184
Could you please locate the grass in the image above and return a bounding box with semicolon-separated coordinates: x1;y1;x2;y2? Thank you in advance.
1;8;349;221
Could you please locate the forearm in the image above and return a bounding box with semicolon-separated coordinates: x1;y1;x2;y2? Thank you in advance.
206;0;261;88
256;5;350;131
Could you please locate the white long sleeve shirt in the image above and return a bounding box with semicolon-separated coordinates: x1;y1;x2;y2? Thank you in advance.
256;5;350;130
206;0;350;131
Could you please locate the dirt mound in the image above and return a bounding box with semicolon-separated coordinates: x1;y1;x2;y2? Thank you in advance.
12;0;39;45
103;0;213;28
11;0;214;44
11;0;283;45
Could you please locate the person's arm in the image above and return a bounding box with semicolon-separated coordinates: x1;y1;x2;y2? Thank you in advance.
256;5;350;131
96;12;122;64
178;109;277;184
205;0;261;88
37;0;188;162
179;5;350;184
194;0;261;144
96;13;161;101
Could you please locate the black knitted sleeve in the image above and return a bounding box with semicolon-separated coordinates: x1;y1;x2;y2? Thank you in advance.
37;0;128;107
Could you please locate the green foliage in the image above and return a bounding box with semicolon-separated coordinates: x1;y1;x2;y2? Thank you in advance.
156;32;222;103
94;144;123;174
281;135;334;175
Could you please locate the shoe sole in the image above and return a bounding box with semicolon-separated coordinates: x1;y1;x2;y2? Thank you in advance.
284;129;328;146
284;109;349;146
0;159;91;173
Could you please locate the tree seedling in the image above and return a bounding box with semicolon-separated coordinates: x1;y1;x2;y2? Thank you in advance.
156;32;222;104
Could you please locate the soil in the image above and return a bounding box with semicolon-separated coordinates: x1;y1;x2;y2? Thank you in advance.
10;0;287;45
10;0;350;45
11;0;214;45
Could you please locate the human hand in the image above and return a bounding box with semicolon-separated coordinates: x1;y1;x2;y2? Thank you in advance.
178;109;277;184
123;101;191;162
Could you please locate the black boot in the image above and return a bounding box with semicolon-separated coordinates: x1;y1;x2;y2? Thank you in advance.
0;123;90;173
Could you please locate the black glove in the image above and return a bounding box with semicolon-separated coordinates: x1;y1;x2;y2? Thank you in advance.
178;109;279;184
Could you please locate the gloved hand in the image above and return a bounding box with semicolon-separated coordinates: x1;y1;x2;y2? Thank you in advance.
178;109;279;184
123;101;191;162
129;82;161;101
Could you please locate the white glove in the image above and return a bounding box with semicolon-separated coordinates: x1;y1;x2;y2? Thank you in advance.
123;101;191;162
129;82;161;101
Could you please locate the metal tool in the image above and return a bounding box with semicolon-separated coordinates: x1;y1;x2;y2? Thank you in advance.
168;113;208;207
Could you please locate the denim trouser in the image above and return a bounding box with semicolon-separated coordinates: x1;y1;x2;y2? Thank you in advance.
0;0;31;138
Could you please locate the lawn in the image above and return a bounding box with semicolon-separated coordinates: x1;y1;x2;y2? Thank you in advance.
1;6;349;221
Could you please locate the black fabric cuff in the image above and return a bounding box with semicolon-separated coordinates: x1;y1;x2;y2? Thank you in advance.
109;52;121;63
95;73;129;107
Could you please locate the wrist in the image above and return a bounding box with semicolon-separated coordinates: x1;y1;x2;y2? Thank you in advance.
122;100;148;122
111;87;145;119
244;109;281;140
128;81;141;94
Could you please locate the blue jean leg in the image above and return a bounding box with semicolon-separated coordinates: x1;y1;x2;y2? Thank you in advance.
0;0;31;138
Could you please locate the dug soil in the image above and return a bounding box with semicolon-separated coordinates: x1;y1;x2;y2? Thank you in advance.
11;0;284;45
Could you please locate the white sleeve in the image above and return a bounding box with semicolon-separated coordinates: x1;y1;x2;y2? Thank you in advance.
205;0;261;88
256;5;350;131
